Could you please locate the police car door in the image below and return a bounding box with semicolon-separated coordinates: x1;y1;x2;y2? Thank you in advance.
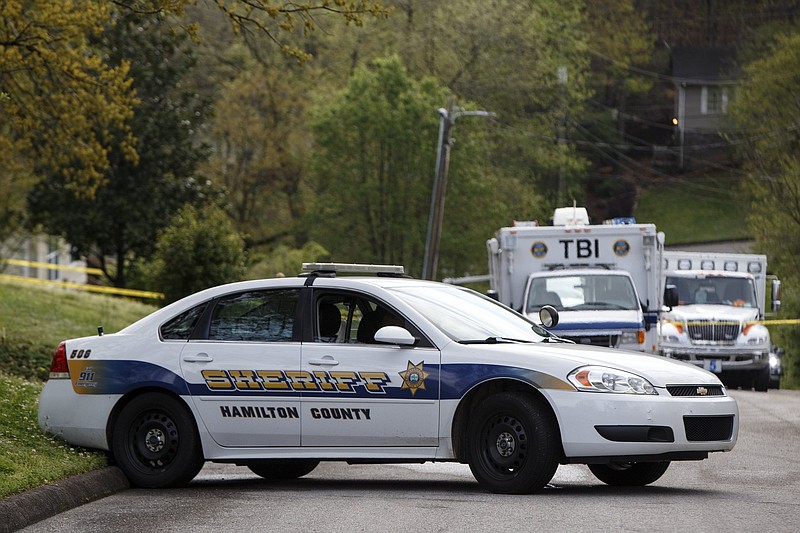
178;288;302;447
301;292;440;447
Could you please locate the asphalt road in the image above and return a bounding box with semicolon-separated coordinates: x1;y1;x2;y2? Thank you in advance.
19;389;800;532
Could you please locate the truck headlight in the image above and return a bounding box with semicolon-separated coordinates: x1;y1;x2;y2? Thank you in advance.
568;366;657;395
621;330;645;344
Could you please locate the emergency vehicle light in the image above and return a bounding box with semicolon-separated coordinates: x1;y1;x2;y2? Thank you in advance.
724;261;738;272
301;262;405;275
701;260;715;270
677;259;692;270
747;262;762;274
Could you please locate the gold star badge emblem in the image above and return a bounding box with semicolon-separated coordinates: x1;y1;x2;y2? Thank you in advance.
399;361;429;396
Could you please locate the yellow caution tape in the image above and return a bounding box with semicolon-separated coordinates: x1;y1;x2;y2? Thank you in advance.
0;274;164;300
2;258;105;276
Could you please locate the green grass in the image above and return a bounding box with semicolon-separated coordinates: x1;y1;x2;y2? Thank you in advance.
634;175;751;245
0;373;108;499
0;280;155;499
0;281;155;381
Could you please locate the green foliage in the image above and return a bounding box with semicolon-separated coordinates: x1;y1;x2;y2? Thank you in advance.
0;0;136;192
27;10;213;289
147;205;247;304
246;241;330;280
728;32;800;388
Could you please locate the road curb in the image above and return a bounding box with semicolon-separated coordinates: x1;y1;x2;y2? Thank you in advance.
0;467;129;532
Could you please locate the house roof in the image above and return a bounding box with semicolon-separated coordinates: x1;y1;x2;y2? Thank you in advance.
671;47;738;83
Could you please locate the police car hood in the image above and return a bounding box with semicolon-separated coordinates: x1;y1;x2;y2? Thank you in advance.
477;342;721;387
663;304;759;323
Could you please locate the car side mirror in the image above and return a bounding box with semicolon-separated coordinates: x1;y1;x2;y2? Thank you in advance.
664;284;679;310
539;305;559;328
374;326;417;346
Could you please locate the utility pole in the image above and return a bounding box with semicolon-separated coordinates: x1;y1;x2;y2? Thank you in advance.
422;100;494;280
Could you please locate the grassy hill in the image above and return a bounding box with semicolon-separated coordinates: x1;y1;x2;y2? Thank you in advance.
0;280;155;499
634;175;751;245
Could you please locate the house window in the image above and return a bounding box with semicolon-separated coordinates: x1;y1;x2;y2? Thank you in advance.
701;86;729;115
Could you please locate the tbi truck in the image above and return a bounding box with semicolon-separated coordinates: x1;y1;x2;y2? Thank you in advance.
486;207;664;353
658;251;782;391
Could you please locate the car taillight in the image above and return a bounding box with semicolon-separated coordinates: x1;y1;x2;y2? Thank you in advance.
49;342;70;379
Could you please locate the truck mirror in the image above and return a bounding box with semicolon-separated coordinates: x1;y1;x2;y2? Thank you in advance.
539;305;559;328
664;284;679;309
771;279;782;312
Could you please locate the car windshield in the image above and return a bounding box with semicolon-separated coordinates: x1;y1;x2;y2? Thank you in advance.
525;274;639;313
666;275;758;307
389;284;551;343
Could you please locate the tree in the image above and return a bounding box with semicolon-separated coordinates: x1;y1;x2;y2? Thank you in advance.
201;44;312;248
308;55;507;278
0;0;135;192
28;10;212;288
310;0;590;215
147;204;246;304
728;31;800;387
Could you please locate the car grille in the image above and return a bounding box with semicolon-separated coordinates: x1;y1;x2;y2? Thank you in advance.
686;321;740;344
667;385;725;397
684;415;734;441
561;334;619;348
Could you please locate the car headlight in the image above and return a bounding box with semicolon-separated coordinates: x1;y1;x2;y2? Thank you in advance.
568;366;657;395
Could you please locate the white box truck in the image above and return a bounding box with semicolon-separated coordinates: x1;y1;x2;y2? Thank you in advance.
659;250;782;391
486;207;665;353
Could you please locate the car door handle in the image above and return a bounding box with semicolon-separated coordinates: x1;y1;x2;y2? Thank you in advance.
182;353;213;363
308;356;339;366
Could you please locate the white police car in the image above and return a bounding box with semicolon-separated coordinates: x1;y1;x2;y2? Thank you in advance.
38;263;738;494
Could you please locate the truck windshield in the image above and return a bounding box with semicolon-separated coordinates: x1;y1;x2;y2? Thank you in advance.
666;275;758;308
526;274;639;312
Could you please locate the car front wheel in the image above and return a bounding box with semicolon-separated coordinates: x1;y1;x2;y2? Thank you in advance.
111;393;204;488
588;461;670;486
466;392;560;494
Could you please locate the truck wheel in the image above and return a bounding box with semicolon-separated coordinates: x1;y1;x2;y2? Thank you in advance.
754;366;770;392
466;392;560;494
111;393;204;488
247;460;319;479
588;461;670;486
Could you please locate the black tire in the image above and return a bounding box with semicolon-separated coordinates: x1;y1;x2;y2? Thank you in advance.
588;461;670;486
754;366;770;392
246;460;320;479
111;393;204;488
466;392;560;494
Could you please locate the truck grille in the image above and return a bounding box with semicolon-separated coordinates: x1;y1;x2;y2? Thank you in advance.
686;321;740;344
684;415;734;441
561;334;619;348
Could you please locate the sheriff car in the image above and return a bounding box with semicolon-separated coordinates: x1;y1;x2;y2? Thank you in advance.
38;263;738;494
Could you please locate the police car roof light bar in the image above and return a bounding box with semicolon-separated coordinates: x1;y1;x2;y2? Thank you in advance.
301;262;406;275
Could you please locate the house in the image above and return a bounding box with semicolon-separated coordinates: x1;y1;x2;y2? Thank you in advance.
671;47;738;168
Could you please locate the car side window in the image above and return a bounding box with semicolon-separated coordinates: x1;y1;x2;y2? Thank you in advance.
160;303;208;340
209;289;299;342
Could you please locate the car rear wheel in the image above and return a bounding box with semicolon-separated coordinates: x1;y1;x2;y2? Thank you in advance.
588;461;670;486
111;393;204;488
246;460;320;479
466;392;560;494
